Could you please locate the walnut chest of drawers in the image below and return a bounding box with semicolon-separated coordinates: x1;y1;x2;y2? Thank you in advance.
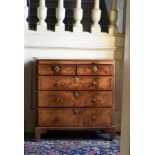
35;60;115;141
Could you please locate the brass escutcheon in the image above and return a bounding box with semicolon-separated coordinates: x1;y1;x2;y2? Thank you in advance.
73;91;79;98
54;116;60;122
74;77;78;84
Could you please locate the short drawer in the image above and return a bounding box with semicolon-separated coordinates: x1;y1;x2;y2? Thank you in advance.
38;108;113;127
37;65;76;75
38;91;113;107
77;65;113;75
38;76;113;90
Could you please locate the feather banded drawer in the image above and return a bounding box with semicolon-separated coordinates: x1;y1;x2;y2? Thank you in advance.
35;60;115;141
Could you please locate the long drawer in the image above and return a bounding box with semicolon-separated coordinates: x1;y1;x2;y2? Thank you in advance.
38;76;113;90
38;91;113;107
38;108;113;127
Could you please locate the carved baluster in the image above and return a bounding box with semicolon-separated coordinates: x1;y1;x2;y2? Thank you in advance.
55;0;65;32
91;0;101;33
109;0;118;34
24;0;28;30
37;0;47;31
73;0;83;32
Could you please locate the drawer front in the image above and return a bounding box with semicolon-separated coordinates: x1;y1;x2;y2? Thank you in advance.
77;65;113;75
38;76;113;90
38;65;76;75
38;108;113;127
38;91;113;107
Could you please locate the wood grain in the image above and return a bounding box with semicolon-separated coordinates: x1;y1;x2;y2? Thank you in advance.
35;60;116;140
38;108;113;127
77;64;114;75
38;76;113;90
37;59;115;65
38;91;113;107
38;64;76;75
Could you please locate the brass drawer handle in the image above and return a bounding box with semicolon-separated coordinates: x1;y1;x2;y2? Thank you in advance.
92;81;97;87
55;98;61;103
91;97;96;103
55;81;60;87
74;77;78;84
91;115;96;121
54;116;60;122
73;91;79;98
54;66;60;73
73;109;80;115
92;66;98;72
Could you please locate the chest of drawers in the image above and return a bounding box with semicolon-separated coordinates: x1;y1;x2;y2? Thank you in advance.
35;60;115;141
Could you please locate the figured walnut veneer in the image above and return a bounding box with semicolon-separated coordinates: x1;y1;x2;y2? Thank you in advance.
35;60;115;141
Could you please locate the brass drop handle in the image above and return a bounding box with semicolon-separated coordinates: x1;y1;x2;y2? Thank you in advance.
91;115;96;121
91;97;96;103
55;81;60;87
73;91;79;98
55;98;61;103
54;116;60;122
92;66;98;72
54;66;60;73
73;109;80;115
92;81;97;87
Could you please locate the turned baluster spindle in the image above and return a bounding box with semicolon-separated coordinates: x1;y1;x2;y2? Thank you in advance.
109;0;118;34
55;0;65;32
112;0;117;9
91;0;101;33
73;0;83;32
37;0;47;31
24;0;28;30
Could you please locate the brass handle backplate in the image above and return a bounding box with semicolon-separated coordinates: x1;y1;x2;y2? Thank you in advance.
92;81;97;87
54;66;60;73
92;66;98;72
55;98;60;103
91;97;96;103
55;81;60;87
